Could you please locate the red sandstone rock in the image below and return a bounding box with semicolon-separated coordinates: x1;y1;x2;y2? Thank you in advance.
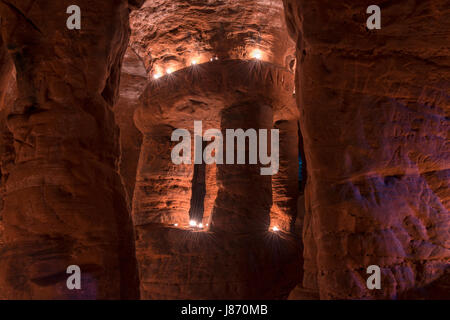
0;0;447;301
127;0;302;299
0;0;141;299
284;0;450;299
133;59;301;298
0;35;15;256
115;47;147;205
130;0;296;74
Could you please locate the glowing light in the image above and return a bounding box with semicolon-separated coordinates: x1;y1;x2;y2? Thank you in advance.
166;68;173;74
272;226;279;232
198;223;204;228
189;220;197;227
153;73;162;80
206;224;209;227
174;223;178;227
251;49;263;60
191;60;198;66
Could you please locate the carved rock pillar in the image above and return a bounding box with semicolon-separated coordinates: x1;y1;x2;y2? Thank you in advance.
133;59;301;299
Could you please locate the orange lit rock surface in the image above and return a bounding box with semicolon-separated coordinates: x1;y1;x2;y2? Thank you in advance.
133;59;301;299
0;0;448;301
0;35;15;254
130;0;296;73
127;0;302;299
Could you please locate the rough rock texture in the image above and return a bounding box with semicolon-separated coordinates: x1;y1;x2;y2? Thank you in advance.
284;0;450;299
133;59;301;298
126;0;302;299
115;48;147;204
0;0;141;299
130;0;296;74
136;226;301;299
0;0;448;301
0;35;15;251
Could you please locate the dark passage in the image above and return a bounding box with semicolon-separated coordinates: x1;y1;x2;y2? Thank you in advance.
189;160;206;224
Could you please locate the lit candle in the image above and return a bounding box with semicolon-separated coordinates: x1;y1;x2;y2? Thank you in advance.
251;49;263;60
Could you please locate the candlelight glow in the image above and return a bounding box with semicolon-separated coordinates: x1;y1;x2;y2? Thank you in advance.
251;49;263;60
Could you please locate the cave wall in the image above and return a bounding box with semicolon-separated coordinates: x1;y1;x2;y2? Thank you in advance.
284;0;450;299
115;47;147;206
128;0;302;299
0;0;447;301
0;0;302;300
0;0;143;299
0;34;15;254
129;0;295;74
133;59;301;299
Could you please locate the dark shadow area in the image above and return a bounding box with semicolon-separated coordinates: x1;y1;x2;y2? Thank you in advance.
189;143;207;224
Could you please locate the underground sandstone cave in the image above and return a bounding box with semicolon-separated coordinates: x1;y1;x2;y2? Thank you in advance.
0;0;448;301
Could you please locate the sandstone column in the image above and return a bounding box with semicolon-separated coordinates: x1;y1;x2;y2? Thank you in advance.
128;0;302;299
0;35;15;273
284;0;450;299
132;123;194;227
114;48;147;206
133;59;301;299
0;0;143;299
